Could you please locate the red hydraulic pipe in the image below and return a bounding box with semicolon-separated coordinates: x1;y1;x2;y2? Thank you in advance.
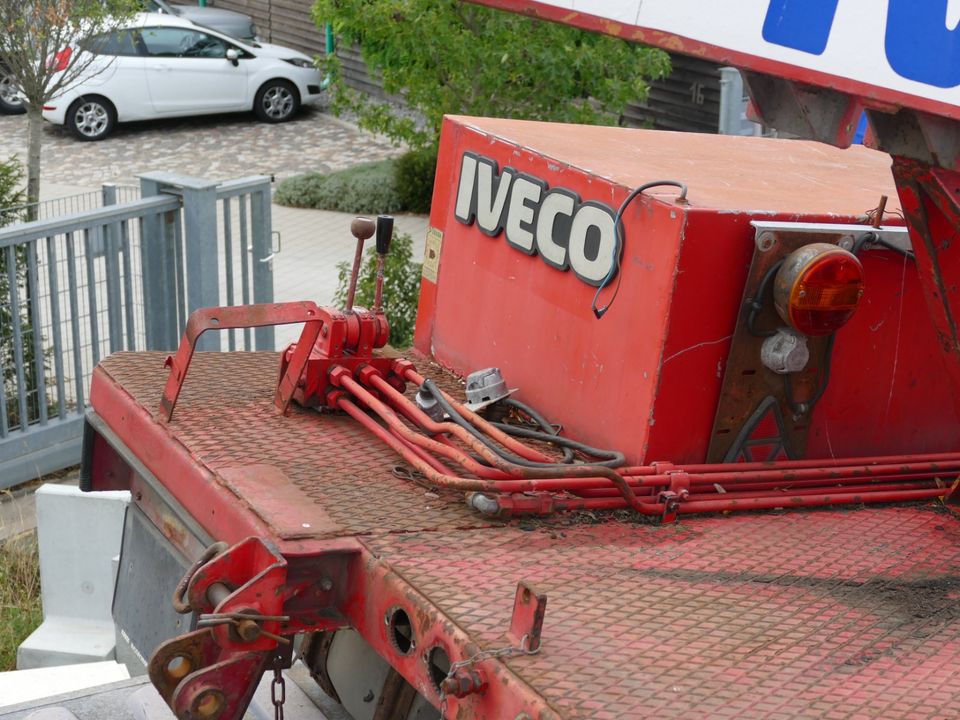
400;366;559;464
366;373;514;480
675;461;960;486
573;474;949;498
681;487;948;512
621;450;960;476
684;480;942;502
337;397;485;491
338;371;661;513
548;487;947;514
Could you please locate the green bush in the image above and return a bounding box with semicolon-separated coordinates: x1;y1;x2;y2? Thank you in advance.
394;147;437;214
332;232;422;348
276;149;437;215
274;160;404;214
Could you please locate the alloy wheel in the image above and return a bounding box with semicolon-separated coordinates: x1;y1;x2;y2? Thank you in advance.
0;74;22;109
261;86;293;120
74;102;109;138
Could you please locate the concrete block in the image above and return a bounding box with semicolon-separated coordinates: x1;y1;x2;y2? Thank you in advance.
17;485;130;670
0;661;129;708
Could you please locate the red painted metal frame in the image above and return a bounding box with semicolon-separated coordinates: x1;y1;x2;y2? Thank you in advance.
159;302;324;421
91;346;960;720
892;158;960;411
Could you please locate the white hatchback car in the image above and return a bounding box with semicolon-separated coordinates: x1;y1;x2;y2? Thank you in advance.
42;14;324;141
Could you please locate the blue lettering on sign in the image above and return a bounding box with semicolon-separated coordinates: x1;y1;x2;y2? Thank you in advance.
762;0;839;55
886;0;960;89
764;0;960;89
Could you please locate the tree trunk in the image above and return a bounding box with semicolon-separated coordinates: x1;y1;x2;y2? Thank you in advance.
26;105;43;221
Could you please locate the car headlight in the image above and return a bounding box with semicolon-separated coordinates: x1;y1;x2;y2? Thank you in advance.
284;58;314;69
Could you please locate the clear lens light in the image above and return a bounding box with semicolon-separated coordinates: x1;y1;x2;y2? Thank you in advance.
284;58;314;68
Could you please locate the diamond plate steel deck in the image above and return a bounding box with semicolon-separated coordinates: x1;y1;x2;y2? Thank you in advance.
97;352;489;539
96;352;960;718
363;508;960;719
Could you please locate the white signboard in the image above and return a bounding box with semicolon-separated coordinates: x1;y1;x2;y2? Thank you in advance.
483;0;960;116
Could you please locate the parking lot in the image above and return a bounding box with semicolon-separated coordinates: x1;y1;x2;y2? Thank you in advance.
0;105;400;187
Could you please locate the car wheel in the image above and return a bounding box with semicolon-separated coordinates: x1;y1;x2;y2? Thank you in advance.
0;70;25;115
66;96;116;141
254;80;299;123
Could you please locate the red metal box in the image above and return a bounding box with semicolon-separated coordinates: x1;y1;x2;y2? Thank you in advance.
416;116;958;464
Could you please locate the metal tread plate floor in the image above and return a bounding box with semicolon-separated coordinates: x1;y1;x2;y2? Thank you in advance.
95;352;960;718
364;507;960;719
96;351;491;540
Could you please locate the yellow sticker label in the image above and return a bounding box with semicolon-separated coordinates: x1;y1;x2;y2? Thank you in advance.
422;227;443;283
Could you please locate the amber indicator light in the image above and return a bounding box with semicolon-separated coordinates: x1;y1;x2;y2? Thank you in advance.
774;244;864;336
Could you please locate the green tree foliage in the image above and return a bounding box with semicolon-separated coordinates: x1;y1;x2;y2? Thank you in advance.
0;157;38;429
333;233;422;348
0;0;140;208
313;0;670;149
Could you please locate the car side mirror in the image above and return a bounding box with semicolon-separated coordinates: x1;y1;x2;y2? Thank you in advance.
226;48;239;66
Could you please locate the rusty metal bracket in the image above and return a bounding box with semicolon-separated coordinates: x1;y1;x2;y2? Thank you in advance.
159;302;324;422
150;629;268;720
508;581;547;652
149;537;293;720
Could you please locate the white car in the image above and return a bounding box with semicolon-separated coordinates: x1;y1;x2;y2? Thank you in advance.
42;14;324;141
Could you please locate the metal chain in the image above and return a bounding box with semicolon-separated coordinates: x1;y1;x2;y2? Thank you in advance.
271;664;286;720
439;635;540;719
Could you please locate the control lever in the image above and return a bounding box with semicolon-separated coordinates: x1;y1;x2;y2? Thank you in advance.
345;216;376;313
374;215;394;313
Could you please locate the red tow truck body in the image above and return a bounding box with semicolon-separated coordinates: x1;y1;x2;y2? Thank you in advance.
82;2;960;718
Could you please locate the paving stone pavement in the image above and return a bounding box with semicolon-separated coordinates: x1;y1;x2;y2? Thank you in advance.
0;105;431;350
0;105;402;185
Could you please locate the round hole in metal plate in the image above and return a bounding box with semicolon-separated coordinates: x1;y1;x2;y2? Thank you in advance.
387;606;415;655
426;645;451;691
166;654;191;680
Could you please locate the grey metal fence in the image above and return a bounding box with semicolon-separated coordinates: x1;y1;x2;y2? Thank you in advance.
1;185;141;227
0;173;275;489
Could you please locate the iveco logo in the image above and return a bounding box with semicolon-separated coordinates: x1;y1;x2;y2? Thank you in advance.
453;152;619;287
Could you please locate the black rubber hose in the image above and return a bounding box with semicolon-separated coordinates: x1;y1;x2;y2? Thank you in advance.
496;397;574;463
421;379;625;468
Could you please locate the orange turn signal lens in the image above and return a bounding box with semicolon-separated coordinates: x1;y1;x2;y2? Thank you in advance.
773;243;864;336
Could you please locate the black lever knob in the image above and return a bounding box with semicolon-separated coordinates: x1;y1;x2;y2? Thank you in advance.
376;215;394;255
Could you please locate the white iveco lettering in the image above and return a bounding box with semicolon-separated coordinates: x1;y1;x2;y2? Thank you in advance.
454;152;619;286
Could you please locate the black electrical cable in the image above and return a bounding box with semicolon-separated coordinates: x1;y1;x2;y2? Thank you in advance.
421;379;625;468
494;397;575;463
592;180;688;319
746;258;785;338
784;333;836;414
853;231;914;260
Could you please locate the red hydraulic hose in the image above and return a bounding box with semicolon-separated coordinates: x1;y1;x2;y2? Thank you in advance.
397;367;960;490
337;371;663;514
365;373;514;480
401;367;560;464
335;363;959;519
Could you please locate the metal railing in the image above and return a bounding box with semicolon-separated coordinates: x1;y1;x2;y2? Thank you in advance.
0;173;275;488
0;185;141;226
